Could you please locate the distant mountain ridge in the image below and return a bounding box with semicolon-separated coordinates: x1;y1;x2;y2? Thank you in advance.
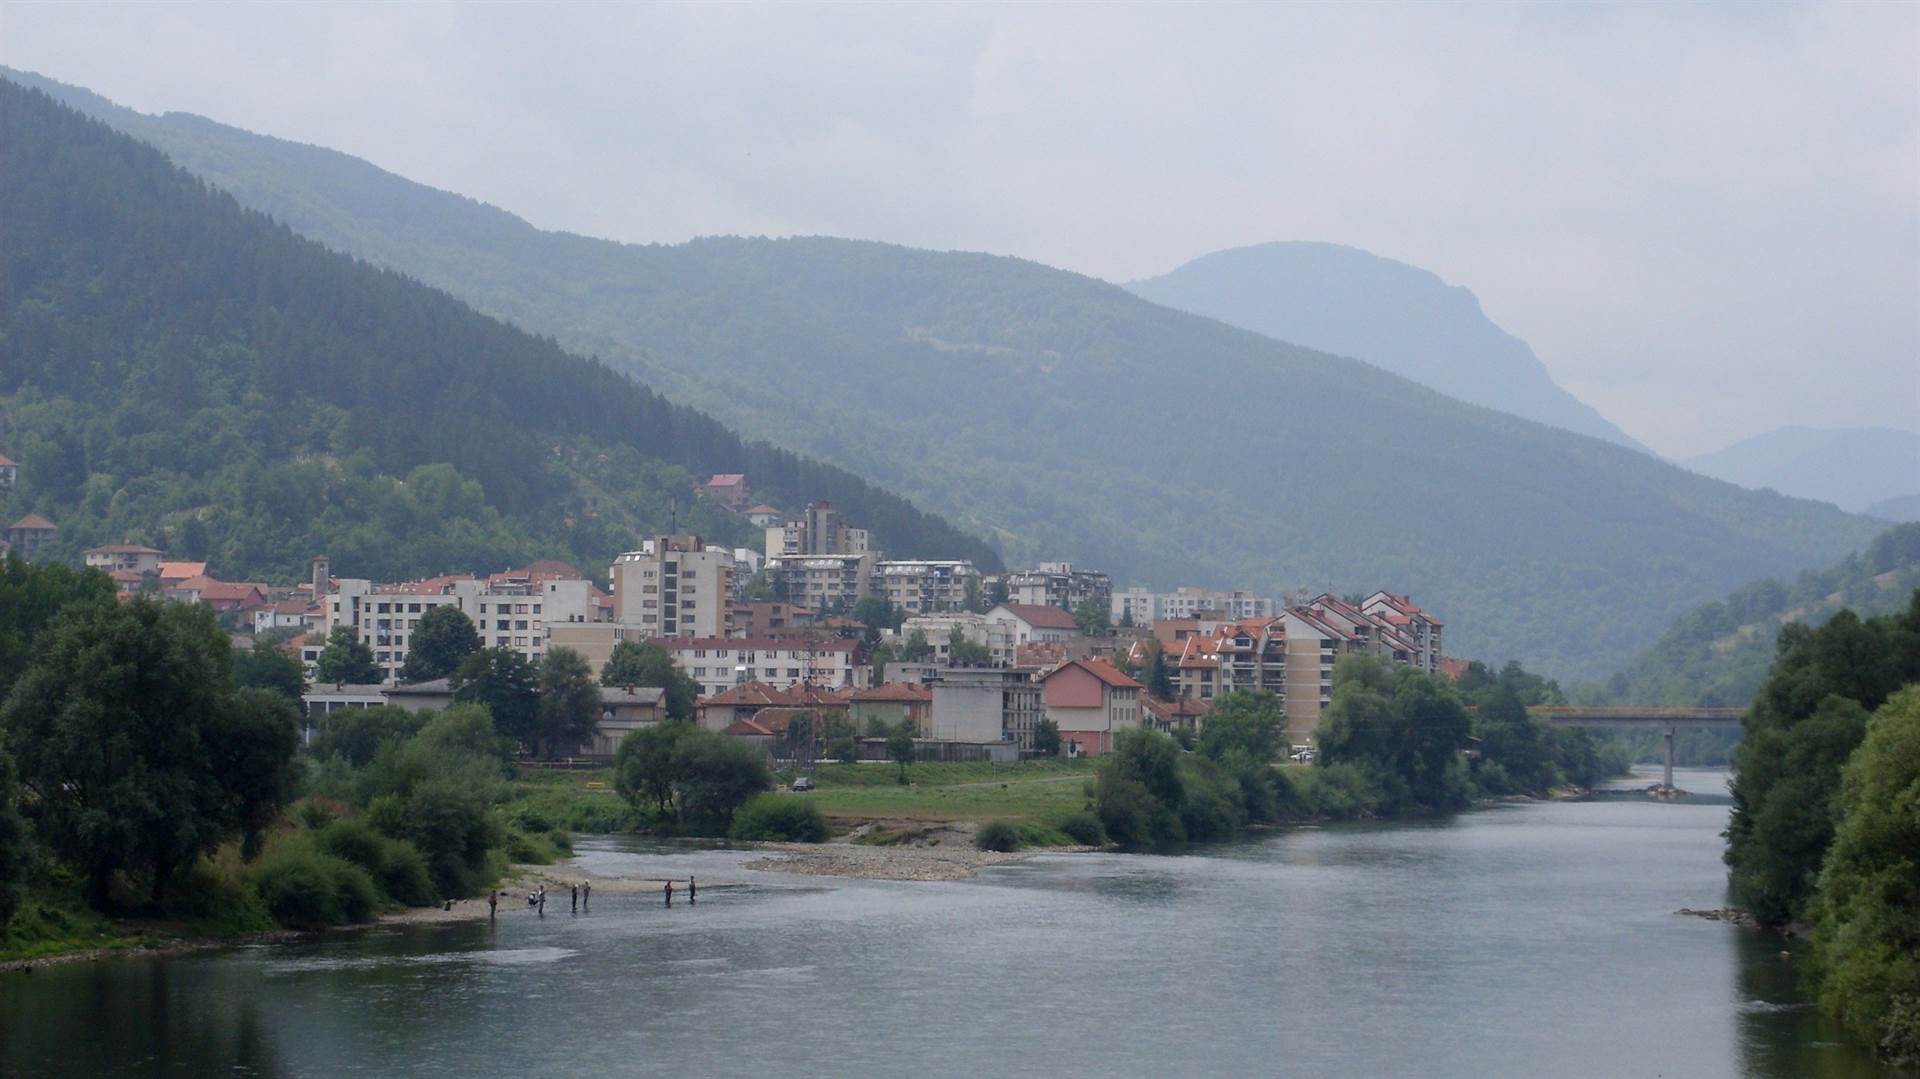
1683;425;1920;514
5;67;1889;682
1126;242;1650;453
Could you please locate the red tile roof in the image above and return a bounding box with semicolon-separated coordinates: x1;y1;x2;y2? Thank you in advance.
158;561;208;580
1048;658;1142;691
0;454;16;467
850;682;933;703
706;473;747;487
747;503;781;515
8;513;56;531
995;603;1081;631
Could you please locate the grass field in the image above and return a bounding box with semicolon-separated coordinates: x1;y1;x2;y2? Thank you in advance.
783;759;1099;827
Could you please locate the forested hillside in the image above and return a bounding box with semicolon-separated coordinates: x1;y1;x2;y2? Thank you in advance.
1126;242;1648;452
7;68;1888;679
0;82;995;584
1601;523;1920;706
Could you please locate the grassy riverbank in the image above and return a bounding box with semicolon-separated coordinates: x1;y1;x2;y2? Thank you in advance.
785;759;1098;831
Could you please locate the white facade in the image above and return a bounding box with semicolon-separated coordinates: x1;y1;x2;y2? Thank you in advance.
1110;586;1277;624
611;535;733;639
1008;561;1111;611
876;559;980;614
897;612;1015;665
322;575;600;683
768;552;875;611
664;637;858;699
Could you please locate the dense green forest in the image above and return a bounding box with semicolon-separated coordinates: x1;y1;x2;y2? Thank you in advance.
1600;523;1920;707
3;68;1885;680
0;81;995;585
1721;591;1920;1065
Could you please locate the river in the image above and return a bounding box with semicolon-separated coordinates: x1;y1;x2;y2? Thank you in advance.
0;767;1888;1077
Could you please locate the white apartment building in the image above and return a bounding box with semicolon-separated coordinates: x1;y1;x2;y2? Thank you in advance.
611;535;733;639
662;636;859;699
897;612;1016;665
877;559;980;614
321;573;602;683
764;501;870;559
768;552;875;611
1008;561;1111;612
1110;586;1277;624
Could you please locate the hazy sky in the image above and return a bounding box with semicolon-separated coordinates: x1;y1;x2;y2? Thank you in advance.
5;1;1916;456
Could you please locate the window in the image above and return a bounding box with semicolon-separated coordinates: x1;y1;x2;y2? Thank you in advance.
694;649;707;659
694;667;708;678
787;668;800;678
532;604;541;614
763;669;777;679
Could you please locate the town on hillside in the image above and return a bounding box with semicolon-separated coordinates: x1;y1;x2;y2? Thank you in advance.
16;467;1453;764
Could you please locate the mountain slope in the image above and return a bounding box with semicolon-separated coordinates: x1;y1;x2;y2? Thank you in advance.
1126;242;1649;453
0;80;996;584
1865;493;1920;523
1603;523;1920;707
1683;425;1920;514
8;69;1887;680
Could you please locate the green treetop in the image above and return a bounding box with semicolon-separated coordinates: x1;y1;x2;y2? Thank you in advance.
315;625;381;685
399;605;481;683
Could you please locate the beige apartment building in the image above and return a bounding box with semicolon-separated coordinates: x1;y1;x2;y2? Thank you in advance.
611;535;733;639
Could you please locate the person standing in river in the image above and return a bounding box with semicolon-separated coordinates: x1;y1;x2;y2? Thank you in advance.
570;883;578;912
688;875;696;903
664;879;673;906
487;891;498;920
582;880;590;907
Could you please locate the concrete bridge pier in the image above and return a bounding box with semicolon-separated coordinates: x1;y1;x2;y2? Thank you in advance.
1663;726;1675;790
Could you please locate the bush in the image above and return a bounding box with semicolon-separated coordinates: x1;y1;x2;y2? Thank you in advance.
314;820;435;906
1058;811;1107;846
975;820;1021;852
729;794;829;842
249;842;380;929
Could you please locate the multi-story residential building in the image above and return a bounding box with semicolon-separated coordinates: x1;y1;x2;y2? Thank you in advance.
663;636;859;700
1041;659;1143;756
767;552;875;612
764;501;870;559
876;559;979;614
1362;591;1444;673
83;544;164;575
930;667;1043;750
1008;561;1112;613
611;535;733;639
729;601;820;638
1111;586;1278;624
897;612;1016;665
321;570;602;683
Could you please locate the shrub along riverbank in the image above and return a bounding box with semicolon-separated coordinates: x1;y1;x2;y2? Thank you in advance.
1093;661;1628;851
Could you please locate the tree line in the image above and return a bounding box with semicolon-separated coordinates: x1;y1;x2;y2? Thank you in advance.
1723;590;1920;1066
1090;658;1628;850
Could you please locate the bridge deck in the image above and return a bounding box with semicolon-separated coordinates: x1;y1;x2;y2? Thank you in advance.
1528;706;1745;728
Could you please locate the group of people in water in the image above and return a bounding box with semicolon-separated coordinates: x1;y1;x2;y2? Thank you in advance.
484;876;697;918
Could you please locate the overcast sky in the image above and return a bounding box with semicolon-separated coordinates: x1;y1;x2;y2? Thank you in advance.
5;1;1915;456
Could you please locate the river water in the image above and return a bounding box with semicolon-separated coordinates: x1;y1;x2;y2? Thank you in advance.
0;767;1888;1077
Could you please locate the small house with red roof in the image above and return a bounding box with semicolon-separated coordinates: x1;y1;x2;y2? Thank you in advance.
1040;658;1143;756
702;473;751;511
84;543;164;575
987;602;1083;646
848;682;934;735
5;513;57;562
745;503;783;528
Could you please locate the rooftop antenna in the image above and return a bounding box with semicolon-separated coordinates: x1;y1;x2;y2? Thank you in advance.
669;497;678;534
